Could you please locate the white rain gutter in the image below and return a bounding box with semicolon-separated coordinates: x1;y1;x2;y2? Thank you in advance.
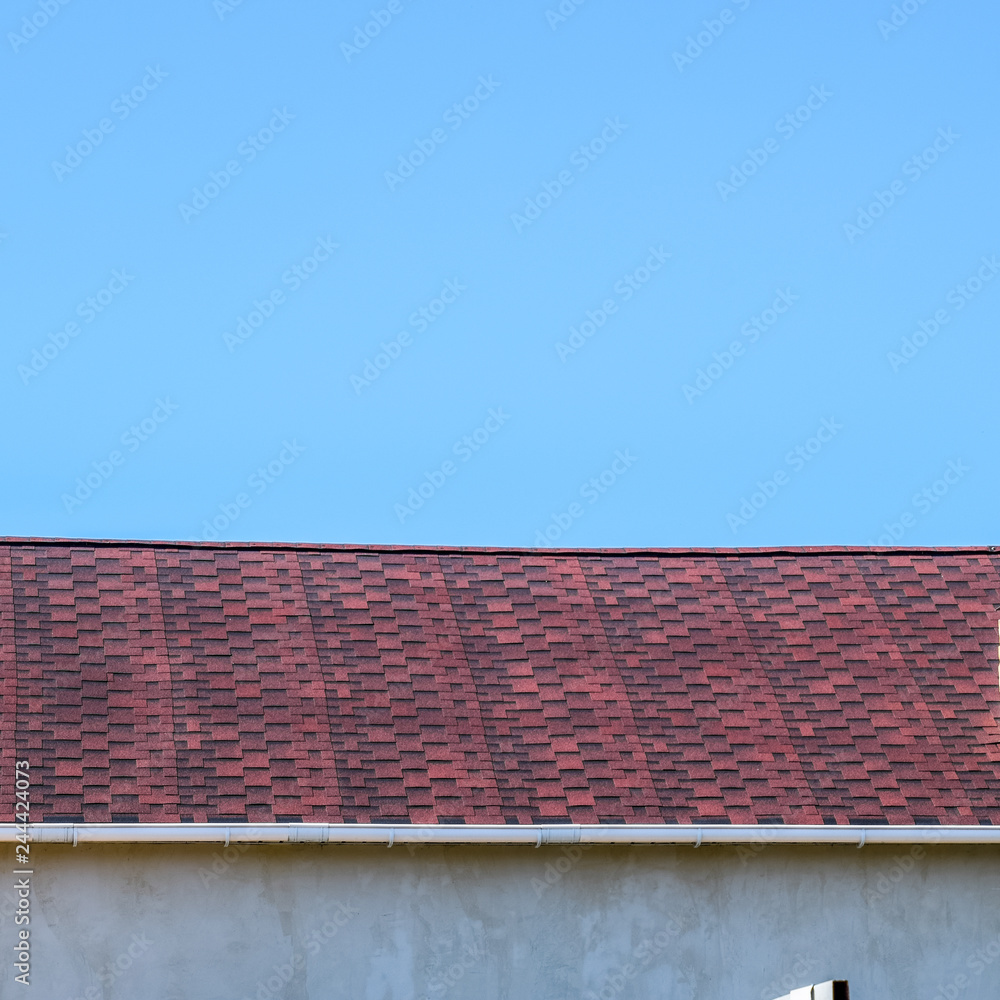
0;823;996;846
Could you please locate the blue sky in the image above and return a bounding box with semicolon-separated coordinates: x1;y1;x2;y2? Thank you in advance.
3;0;997;548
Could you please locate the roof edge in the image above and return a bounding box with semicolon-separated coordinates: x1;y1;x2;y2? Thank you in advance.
4;823;988;846
1;537;998;557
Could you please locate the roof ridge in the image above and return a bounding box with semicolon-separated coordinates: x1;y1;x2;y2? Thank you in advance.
1;537;998;556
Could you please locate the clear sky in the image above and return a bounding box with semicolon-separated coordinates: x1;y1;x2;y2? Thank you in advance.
3;0;997;548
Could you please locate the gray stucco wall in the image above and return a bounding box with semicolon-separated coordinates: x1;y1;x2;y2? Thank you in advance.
3;841;999;1000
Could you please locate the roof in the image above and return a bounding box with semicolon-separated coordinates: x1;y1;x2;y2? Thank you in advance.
2;539;999;826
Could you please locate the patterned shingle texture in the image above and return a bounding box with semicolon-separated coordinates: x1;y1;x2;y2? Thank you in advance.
2;540;999;826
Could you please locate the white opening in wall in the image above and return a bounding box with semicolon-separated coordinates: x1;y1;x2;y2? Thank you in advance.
772;981;849;1000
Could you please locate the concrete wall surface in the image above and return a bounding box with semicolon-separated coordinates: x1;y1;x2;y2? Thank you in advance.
2;842;999;1000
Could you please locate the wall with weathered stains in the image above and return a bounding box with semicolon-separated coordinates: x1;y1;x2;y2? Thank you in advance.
3;842;999;1000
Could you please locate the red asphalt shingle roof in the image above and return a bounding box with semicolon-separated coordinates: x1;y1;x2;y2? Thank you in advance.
2;540;999;826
